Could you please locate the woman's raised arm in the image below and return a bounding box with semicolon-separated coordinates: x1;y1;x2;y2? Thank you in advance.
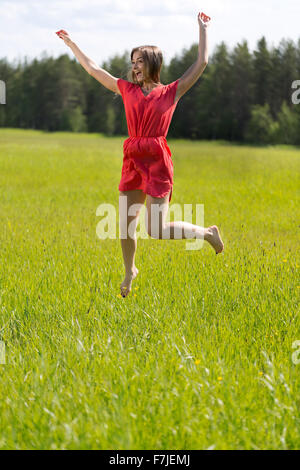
174;12;211;102
55;30;120;95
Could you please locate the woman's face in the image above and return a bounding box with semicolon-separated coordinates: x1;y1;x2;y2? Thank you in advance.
131;52;144;83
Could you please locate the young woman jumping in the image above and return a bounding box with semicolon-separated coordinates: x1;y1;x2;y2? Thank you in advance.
56;11;224;298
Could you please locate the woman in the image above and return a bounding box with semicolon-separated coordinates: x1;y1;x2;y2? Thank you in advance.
56;12;224;298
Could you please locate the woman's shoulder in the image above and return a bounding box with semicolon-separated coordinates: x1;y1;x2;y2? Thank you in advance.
161;79;179;94
117;78;136;87
160;79;180;105
117;78;137;93
165;79;179;87
117;78;136;97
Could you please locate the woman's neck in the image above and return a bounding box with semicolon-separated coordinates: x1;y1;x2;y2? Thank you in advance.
141;81;161;90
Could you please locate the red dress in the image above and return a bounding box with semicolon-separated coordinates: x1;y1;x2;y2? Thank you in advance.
117;78;180;203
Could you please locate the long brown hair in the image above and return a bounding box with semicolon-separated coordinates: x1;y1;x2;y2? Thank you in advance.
129;45;163;86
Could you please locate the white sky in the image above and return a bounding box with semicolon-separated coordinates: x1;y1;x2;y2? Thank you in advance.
0;0;299;66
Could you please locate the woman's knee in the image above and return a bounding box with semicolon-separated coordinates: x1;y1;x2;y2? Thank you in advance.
119;194;145;239
145;214;164;239
145;201;168;239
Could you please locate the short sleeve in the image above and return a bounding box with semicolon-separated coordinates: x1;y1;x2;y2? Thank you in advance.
167;79;180;105
117;78;130;101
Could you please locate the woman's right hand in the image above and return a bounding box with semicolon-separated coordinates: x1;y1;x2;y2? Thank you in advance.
198;12;211;29
55;29;72;47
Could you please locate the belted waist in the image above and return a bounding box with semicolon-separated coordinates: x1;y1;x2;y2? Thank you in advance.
122;135;173;161
126;135;166;139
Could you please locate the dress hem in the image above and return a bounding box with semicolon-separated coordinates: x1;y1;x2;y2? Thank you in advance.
119;185;173;203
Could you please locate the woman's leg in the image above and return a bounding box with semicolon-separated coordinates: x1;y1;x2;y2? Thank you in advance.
119;189;147;297
145;190;224;254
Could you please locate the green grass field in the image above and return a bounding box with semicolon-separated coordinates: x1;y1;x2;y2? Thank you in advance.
0;128;299;449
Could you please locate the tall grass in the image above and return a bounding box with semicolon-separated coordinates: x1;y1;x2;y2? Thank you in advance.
0;129;299;449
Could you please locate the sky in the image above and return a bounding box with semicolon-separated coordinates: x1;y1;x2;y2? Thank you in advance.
0;0;299;67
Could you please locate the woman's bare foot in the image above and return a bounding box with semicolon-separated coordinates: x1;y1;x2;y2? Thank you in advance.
205;225;224;254
120;266;139;298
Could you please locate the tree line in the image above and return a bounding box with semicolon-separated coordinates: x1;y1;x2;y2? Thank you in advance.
0;36;299;144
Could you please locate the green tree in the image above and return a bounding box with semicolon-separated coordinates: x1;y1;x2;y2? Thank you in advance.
253;37;273;107
230;40;255;141
197;42;234;140
245;103;276;144
106;105;116;136
168;44;204;139
277;100;299;144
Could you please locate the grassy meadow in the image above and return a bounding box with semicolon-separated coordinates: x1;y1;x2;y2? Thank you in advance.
0;128;299;449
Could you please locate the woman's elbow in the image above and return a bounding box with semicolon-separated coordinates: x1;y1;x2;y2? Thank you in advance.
197;57;208;68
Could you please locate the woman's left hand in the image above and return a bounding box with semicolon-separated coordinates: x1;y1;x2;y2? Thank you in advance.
55;29;72;46
198;11;211;28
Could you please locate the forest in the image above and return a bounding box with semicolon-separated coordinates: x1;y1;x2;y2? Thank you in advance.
0;36;299;144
